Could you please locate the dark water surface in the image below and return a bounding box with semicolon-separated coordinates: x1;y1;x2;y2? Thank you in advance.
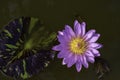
0;0;120;80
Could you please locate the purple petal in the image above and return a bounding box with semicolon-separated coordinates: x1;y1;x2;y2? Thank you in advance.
67;55;77;68
81;22;86;36
74;20;79;27
65;25;75;37
74;23;82;37
62;58;67;65
63;52;73;64
88;34;100;42
57;52;64;58
84;29;96;41
85;51;94;57
57;50;69;58
57;34;64;43
87;56;95;63
82;55;89;68
60;51;73;64
52;45;61;51
88;43;102;49
58;31;64;35
63;30;71;40
76;61;82;72
91;48;100;57
63;57;69;65
57;33;69;44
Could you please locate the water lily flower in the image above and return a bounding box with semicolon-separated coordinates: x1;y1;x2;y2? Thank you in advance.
52;20;102;72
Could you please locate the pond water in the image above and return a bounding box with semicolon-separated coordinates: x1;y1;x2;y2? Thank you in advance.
0;0;120;80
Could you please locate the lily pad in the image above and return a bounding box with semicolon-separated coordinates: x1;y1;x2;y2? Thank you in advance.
0;17;56;79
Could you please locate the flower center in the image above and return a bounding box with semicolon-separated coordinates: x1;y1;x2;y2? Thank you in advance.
69;37;87;54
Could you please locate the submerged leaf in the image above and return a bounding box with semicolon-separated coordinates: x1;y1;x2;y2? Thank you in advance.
94;57;110;80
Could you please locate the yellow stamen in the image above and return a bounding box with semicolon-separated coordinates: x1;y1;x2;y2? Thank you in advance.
69;37;87;54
